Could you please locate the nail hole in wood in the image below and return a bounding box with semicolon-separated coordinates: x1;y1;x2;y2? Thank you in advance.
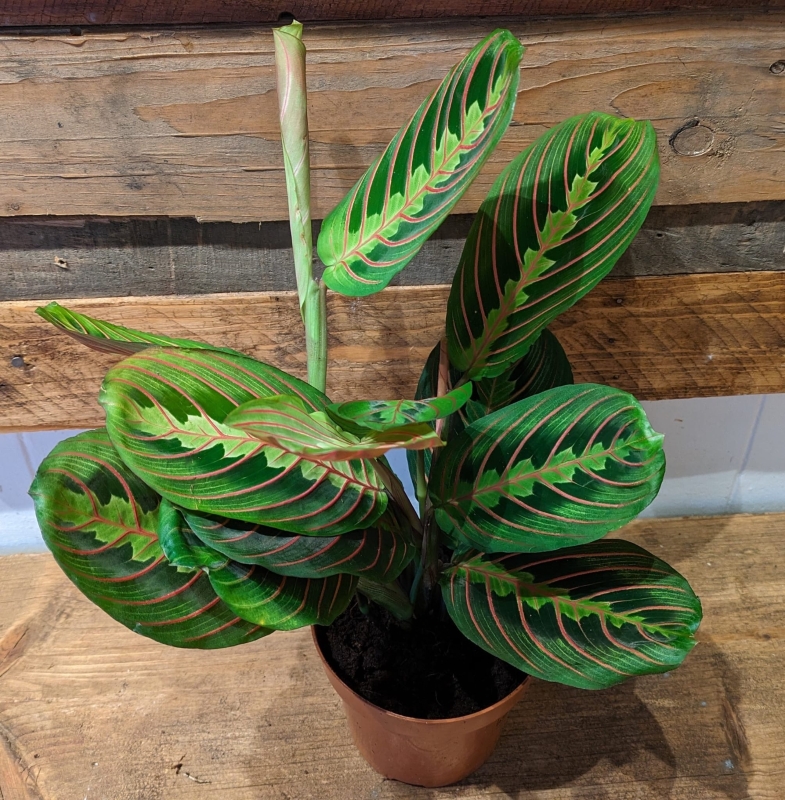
10;355;25;368
770;60;785;74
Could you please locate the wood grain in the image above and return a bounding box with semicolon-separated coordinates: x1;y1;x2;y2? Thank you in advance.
0;512;783;798
0;14;781;221
2;271;784;432
3;202;784;302
1;0;783;26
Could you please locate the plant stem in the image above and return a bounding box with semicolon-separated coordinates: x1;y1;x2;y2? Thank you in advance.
415;450;427;519
274;21;327;394
372;458;422;536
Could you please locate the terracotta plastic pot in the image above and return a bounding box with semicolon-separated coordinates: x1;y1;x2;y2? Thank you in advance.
312;628;529;787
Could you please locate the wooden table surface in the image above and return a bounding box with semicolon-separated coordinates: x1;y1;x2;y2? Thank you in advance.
0;513;782;799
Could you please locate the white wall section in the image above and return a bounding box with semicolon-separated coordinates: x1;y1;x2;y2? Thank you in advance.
2;394;783;553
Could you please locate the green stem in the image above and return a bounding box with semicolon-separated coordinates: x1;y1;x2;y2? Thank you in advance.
274;21;327;394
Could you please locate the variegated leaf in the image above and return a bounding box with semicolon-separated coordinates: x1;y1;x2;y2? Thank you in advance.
184;510;415;582
447;112;659;379
225;395;443;459
157;499;229;572
468;328;573;422
29;430;270;648
429;384;665;553
36;302;243;357
208;561;357;630
318;29;524;296
442;540;702;689
100;348;387;534
326;382;473;434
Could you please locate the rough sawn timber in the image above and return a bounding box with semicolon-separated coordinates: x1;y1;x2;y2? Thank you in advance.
1;0;783;26
3;202;785;302
2;271;785;432
0;512;782;799
0;13;781;221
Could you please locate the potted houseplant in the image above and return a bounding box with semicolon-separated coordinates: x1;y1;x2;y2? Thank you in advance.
29;23;702;788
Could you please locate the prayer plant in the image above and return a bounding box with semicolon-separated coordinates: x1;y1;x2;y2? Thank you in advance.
30;24;701;691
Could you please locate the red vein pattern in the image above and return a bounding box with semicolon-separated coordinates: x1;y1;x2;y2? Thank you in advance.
225;395;442;460
442;539;702;689
207;561;357;630
100;348;387;535
184;510;414;582
318;29;523;297
429;384;665;553
30;429;270;649
446;111;659;380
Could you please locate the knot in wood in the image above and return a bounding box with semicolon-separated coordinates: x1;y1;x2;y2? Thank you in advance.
669;120;715;157
770;60;785;75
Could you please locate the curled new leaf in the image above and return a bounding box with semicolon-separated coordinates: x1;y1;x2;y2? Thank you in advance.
225;395;443;459
184;510;415;582
29;430;270;649
442;540;702;689
447;112;659;379
429;384;665;553
100;348;387;534
319;29;524;296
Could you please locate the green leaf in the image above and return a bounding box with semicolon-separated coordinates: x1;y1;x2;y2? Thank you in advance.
357;578;414;621
224;395;443;459
326;383;473;434
442;540;702;689
207;561;357;630
318;29;524;296
472;328;573;416
184;510;415;582
29;430;271;649
157;499;229;572
36;302;244;357
429;384;665;553
447;112;659;379
100;348;387;534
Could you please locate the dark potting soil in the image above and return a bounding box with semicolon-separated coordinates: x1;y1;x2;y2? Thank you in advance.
319;601;527;720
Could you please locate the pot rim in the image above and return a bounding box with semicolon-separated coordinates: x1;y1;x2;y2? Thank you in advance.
312;625;530;727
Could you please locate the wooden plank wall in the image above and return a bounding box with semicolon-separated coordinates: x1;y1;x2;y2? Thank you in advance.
1;9;784;431
1;0;783;26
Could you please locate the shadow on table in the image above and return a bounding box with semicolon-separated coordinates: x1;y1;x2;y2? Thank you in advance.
379;638;749;800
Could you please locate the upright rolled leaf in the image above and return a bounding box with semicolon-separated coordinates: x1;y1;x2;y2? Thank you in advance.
224;395;443;460
447;112;659;379
100;348;387;534
185;511;415;582
29;430;270;649
442;540;702;689
429;384;665;553
318;29;524;296
36;302;243;358
208;562;357;630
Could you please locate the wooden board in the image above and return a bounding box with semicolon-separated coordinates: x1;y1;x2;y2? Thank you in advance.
3;271;784;432
0;14;781;221
0;512;782;799
3;202;784;302
2;0;783;26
